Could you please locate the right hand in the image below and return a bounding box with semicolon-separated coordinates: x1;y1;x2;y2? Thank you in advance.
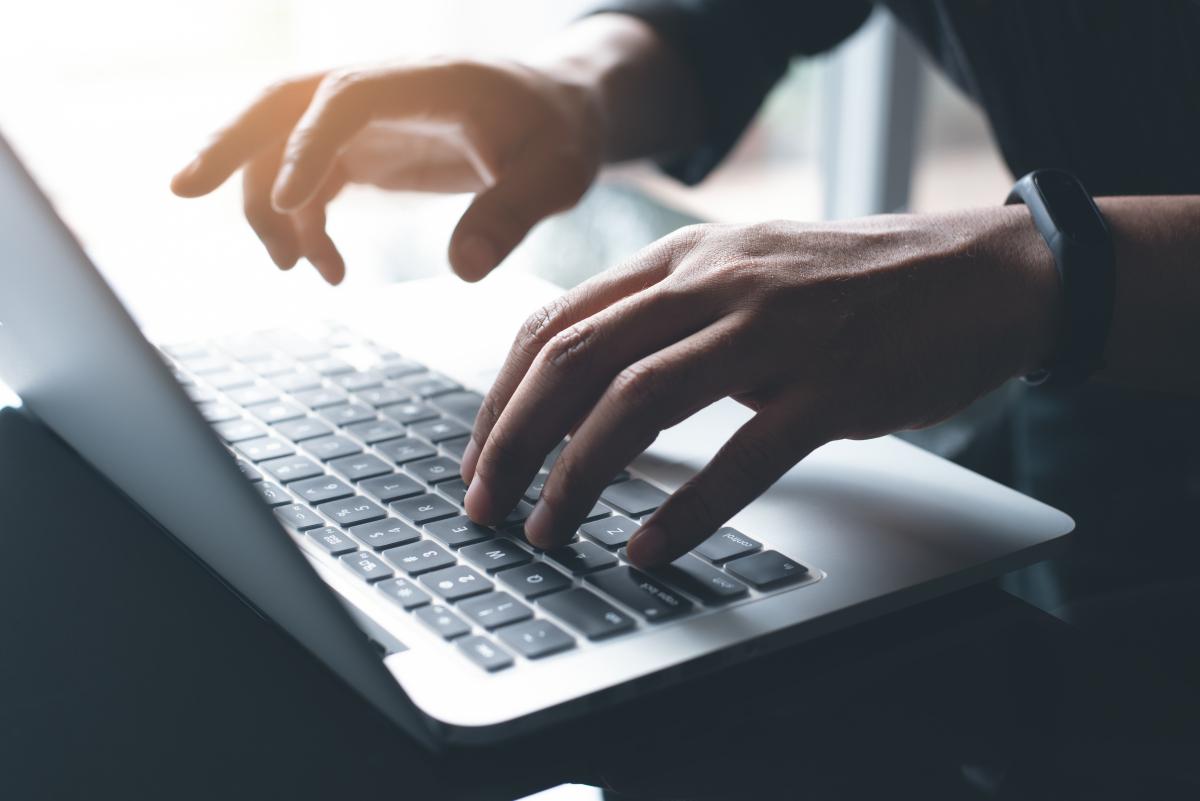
170;58;605;284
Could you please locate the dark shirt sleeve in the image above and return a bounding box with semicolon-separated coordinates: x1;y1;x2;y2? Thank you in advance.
589;0;872;183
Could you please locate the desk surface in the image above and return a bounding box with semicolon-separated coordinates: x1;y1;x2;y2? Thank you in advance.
3;407;1199;800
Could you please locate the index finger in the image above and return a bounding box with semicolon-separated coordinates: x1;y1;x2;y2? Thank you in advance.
171;74;322;197
459;232;698;488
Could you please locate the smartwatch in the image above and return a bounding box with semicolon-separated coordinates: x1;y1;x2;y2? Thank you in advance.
1005;169;1115;387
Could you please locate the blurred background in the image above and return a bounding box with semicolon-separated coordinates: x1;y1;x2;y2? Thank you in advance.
0;1;1010;317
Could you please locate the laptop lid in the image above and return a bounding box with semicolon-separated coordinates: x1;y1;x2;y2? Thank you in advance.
0;132;427;740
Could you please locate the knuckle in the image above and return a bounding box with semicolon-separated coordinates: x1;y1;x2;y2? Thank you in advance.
540;321;594;371
611;360;666;413
517;297;571;356
474;392;504;435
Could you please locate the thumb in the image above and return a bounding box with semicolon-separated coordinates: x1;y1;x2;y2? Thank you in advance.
448;149;594;281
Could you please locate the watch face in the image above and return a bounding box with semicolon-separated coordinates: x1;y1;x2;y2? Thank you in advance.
1034;171;1100;241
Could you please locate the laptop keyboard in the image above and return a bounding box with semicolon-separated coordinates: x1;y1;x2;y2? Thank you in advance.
162;324;816;672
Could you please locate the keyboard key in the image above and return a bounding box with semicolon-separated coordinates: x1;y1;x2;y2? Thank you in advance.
235;459;262;482
383;540;456;575
317;497;386;528
226;384;278;407
163;341;208;360
330;453;391;482
250;358;296;377
694;528;761;564
537;588;635;641
456;636;512;671
344;418;405;444
523;470;550;503
376;437;436;465
409;417;470;443
274;503;324;531
377;577;431;610
498;619;575;659
321;402;377;427
653;554;748;604
180;353;229;374
460;539;532;574
260;455;323;484
398;372;460;398
349;518;421;550
291;475;354;504
273;416;334;443
306;435;362;461
582;502;611;522
425;515;494;549
332;370;384;392
392;494;458;526
260;450;321;482
580;515;638;549
404;456;460;485
306;526;357;556
440;435;471;459
359;473;423;503
197;399;237;421
585;567;693;622
379;358;426;379
600;479;668;517
497;562;571;599
547;541;618;575
273;372;323;394
292;386;346;409
724;550;807;589
436;478;469;506
608;469;631;485
542;440;567;470
355;386;411;409
339;550;393;583
235;437;294;463
502;501;534;527
415;605;470;640
254;481;291;507
380;401;439;425
420;565;492;602
208;369;256;390
309;356;354;376
430;390;484;424
213;418;265;443
458;591;532;631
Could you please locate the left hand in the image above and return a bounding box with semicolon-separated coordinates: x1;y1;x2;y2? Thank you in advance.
460;208;1060;566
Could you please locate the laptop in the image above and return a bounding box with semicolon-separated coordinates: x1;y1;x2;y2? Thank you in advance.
0;131;1073;747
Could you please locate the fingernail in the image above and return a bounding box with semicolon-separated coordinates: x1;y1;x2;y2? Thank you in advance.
464;477;494;522
627;526;669;567
460;438;481;484
524;500;554;548
271;163;298;211
452;234;497;280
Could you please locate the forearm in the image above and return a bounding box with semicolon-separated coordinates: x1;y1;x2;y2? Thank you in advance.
529;13;703;164
1092;196;1200;395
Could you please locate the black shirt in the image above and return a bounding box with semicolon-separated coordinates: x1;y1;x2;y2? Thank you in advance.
595;0;1200;599
598;1;1200;194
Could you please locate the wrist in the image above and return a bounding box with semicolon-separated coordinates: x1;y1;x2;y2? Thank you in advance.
982;205;1064;378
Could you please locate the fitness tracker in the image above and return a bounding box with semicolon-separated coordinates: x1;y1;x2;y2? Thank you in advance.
1005;169;1115;387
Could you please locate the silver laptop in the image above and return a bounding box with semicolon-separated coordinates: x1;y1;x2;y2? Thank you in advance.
0;131;1073;747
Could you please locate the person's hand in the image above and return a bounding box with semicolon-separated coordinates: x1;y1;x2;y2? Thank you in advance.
170;58;604;284
460;208;1061;566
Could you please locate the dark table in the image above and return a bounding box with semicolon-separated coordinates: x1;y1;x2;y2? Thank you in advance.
2;405;1198;800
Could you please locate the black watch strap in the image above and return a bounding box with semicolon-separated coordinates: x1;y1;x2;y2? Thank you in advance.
1005;169;1115;388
